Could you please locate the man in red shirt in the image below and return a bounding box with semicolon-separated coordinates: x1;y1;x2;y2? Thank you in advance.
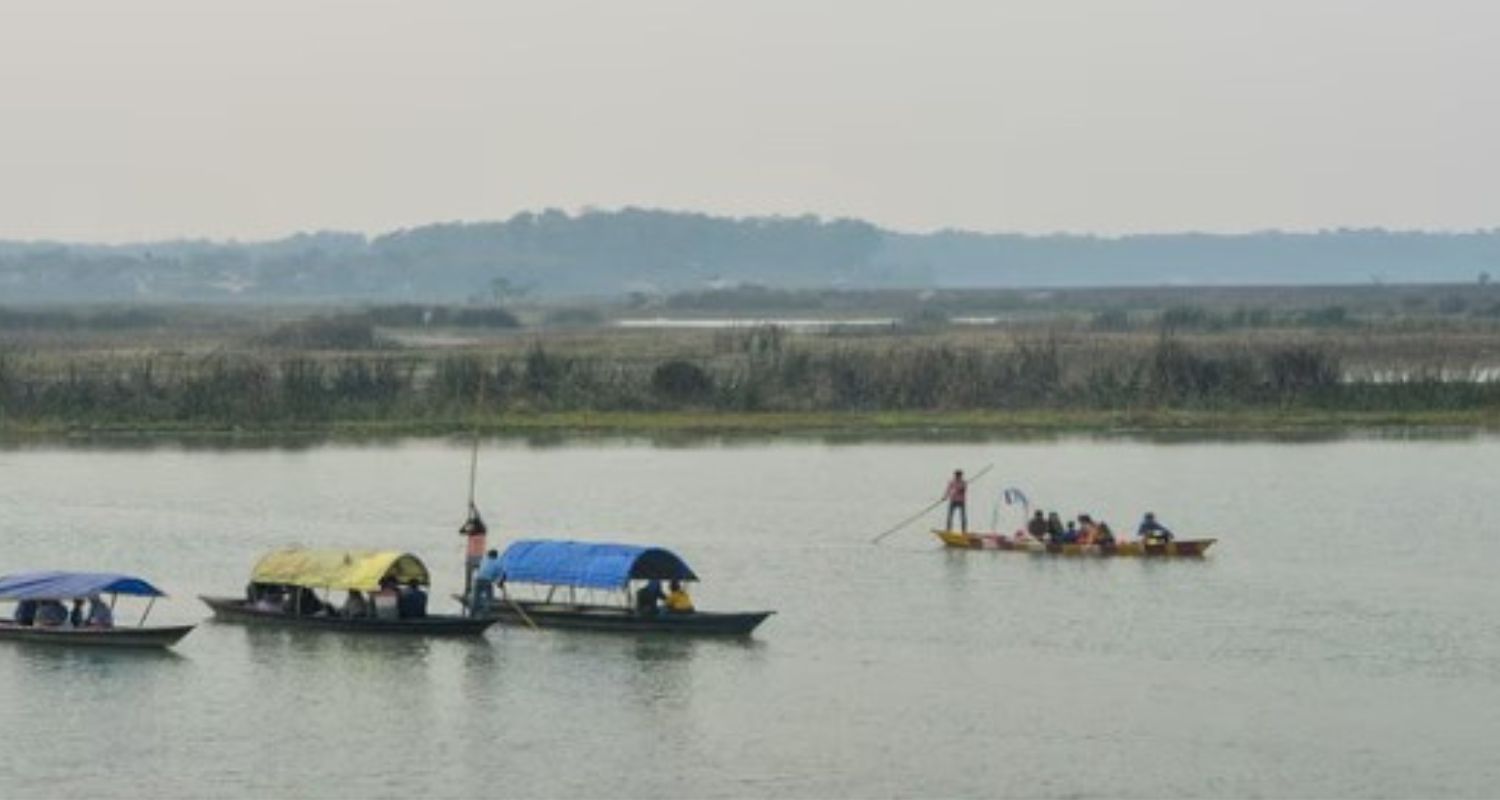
944;469;968;532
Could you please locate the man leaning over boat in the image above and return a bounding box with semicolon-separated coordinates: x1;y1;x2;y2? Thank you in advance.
470;549;504;616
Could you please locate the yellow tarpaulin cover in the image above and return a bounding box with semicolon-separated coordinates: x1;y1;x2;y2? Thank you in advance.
250;548;431;591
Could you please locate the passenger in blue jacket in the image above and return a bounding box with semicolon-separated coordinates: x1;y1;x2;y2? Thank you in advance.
1137;512;1174;542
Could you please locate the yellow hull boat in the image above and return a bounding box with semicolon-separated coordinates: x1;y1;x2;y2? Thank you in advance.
934;530;1215;557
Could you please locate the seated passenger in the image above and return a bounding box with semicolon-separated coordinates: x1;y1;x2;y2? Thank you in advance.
13;599;38;627
1137;512;1174;542
1026;511;1048;541
1059;521;1080;544
397;580;427;619
1096;522;1117;546
286;587;328;616
1044;513;1068;540
343;590;369;619
1077;514;1099;545
664;580;695;614
373;578;401;620
86;596;114;628
70;598;86;627
34;600;69;627
635;579;665;618
253;585;286;612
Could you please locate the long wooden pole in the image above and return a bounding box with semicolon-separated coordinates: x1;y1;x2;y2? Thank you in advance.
467;372;486;511
504;593;541;632
462;372;488;603
870;463;994;544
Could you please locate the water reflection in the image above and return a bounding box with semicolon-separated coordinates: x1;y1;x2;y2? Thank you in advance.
15;643;186;670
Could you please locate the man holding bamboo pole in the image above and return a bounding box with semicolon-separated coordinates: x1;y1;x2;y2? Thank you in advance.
944;469;968;533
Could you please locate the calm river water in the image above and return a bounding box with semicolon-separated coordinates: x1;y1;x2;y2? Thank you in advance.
2;434;1498;798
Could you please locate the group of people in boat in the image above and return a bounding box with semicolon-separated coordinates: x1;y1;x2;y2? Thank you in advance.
1023;511;1118;545
245;578;428;620
943;467;1176;545
1020;510;1174;545
10;596;114;629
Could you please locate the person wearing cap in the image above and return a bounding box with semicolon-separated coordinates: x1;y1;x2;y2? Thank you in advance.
1137;512;1174;542
943;469;968;532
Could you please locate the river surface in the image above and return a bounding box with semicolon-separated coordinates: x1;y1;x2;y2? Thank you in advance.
2;434;1498;798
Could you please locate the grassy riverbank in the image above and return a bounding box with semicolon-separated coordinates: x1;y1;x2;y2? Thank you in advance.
5;407;1499;441
3;293;1499;440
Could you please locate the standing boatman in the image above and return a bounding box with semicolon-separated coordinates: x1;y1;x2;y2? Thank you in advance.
459;504;488;617
944;469;968;532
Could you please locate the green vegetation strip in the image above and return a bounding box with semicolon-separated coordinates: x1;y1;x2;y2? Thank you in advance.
5;408;1499;440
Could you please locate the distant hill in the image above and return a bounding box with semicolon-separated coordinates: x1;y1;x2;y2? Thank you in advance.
0;209;1495;303
876;229;1500;288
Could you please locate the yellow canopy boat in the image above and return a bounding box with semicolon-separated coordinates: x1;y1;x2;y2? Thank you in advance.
199;547;494;635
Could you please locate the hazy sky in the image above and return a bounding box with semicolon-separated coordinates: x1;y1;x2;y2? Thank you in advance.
2;0;1497;241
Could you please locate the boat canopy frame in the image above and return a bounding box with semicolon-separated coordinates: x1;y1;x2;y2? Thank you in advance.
250;548;431;592
497;540;698;591
0;571;165;601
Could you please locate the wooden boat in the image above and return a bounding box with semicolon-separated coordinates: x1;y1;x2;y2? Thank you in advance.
0;571;197;649
474;600;773;636
200;547;496;636
465;539;774;636
934;530;1216;557
0;621;195;648
200;595;494;635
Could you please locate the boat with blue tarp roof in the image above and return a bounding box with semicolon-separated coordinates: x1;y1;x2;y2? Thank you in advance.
460;539;774;636
0;571;196;648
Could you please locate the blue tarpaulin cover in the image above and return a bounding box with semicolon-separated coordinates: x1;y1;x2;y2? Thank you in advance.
498;540;698;590
0;571;165;600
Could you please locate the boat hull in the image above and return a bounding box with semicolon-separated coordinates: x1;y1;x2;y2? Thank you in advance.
0;622;195;648
463;597;773;636
199;596;496;636
935;530;1215;557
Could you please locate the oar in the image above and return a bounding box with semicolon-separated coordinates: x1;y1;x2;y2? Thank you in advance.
870;463;994;544
502;590;541;632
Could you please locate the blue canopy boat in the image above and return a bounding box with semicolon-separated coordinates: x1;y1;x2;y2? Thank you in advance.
0;571;196;648
461;539;774;636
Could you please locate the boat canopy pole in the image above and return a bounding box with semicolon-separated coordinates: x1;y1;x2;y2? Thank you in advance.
139;596;156;627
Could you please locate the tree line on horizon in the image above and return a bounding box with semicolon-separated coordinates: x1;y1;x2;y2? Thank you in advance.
1;208;1497;303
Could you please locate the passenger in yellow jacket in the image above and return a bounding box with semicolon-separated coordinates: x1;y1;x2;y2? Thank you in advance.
665;580;695;614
